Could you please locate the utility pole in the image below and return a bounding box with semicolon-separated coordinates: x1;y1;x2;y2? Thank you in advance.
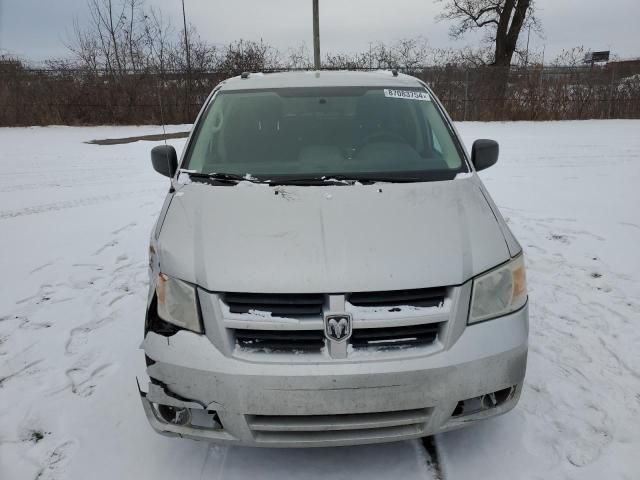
312;0;320;70
0;0;4;53
181;0;191;73
181;0;191;121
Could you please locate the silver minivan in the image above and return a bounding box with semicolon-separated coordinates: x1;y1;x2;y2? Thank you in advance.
138;71;528;447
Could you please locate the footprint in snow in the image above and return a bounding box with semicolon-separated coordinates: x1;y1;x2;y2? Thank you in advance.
65;363;114;397
549;233;570;244
93;239;118;256
19;317;53;330
65;317;113;355
107;292;133;307
15;286;56;306
29;261;55;275
111;221;137;235
34;440;75;480
566;428;612;468
0;359;44;387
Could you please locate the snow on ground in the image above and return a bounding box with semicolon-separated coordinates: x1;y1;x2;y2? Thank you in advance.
0;120;638;479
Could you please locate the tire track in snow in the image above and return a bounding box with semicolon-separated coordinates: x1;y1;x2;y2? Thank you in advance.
0;188;162;220
421;436;443;479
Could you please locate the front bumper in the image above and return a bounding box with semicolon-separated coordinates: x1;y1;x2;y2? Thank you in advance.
139;303;528;447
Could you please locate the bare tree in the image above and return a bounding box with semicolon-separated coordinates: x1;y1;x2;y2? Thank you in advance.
69;0;184;74
286;44;313;70
216;39;280;76
429;45;493;67
323;37;430;72
551;46;586;67
68;17;100;72
323;52;369;70
436;0;538;66
388;37;430;72
143;7;172;73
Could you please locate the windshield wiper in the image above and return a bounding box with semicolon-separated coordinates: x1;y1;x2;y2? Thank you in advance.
182;171;428;186
268;175;424;186
181;171;264;184
267;178;342;186
353;176;425;183
268;175;370;186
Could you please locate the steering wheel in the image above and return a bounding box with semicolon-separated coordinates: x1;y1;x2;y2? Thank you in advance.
350;131;406;158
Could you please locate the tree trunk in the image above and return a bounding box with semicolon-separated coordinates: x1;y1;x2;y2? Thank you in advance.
493;0;515;67
493;0;530;67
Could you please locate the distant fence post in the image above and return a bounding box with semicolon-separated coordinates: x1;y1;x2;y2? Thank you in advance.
608;67;615;118
463;69;469;121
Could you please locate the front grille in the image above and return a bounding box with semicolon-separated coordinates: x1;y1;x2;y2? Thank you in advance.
351;323;440;348
234;329;324;352
234;323;440;353
348;287;446;308
224;293;324;317
224;288;448;355
246;408;430;443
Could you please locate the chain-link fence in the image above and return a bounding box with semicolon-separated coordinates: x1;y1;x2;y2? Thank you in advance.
421;65;640;121
1;64;639;126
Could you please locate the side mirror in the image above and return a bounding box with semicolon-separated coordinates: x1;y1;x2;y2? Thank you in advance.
471;139;499;171
151;145;178;178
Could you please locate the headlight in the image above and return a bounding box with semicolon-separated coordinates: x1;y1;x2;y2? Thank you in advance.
469;254;527;324
156;273;202;332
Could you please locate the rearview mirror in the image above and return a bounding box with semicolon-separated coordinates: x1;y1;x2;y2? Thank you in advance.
471;139;499;171
151;145;178;178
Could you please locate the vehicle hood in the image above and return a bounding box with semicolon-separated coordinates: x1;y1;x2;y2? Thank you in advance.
157;178;510;293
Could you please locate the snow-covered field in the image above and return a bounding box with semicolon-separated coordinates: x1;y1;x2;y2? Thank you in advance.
1;120;638;480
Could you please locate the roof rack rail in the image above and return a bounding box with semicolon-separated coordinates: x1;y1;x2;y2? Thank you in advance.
240;72;250;79
391;69;399;77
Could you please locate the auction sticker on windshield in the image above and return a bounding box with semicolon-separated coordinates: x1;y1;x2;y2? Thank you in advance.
384;89;431;101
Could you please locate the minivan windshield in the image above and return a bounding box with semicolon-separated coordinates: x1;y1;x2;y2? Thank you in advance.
183;86;467;182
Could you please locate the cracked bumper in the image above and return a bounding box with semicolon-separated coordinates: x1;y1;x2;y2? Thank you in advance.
138;304;528;447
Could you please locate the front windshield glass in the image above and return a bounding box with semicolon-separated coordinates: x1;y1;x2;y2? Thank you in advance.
183;86;467;181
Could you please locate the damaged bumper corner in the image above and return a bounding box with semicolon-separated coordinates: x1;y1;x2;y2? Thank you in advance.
137;379;238;443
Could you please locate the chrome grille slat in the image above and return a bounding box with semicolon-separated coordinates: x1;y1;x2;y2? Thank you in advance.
351;323;440;348
234;329;324;352
348;287;446;308
229;304;321;315
224;292;324;317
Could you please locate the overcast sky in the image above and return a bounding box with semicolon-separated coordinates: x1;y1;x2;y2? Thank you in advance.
1;0;639;63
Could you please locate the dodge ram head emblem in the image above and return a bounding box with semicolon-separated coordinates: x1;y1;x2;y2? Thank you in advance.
324;314;352;342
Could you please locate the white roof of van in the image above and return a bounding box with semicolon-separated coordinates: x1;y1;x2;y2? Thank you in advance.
218;70;424;91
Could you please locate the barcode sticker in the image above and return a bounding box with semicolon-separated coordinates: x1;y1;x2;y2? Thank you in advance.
384;89;431;101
